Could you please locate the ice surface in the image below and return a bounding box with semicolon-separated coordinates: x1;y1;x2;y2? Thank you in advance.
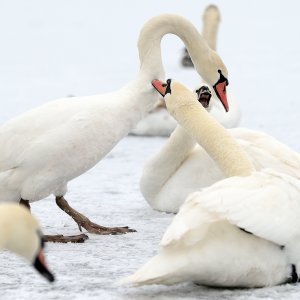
0;0;300;299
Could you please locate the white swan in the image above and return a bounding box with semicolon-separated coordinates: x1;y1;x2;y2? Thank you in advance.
125;80;300;288
181;4;220;66
140;82;300;213
0;14;229;242
129;98;177;137
183;5;240;128
130;5;235;137
0;203;54;282
201;5;240;128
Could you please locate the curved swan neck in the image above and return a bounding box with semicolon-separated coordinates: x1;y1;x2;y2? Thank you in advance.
138;14;210;81
170;102;255;177
140;125;196;201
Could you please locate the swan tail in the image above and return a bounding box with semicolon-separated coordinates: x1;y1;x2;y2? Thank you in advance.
121;251;186;286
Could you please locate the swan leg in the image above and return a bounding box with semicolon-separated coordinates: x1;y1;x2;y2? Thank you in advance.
19;198;89;243
43;234;89;243
55;196;136;235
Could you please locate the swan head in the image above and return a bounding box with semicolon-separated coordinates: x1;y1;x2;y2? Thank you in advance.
152;79;222;114
1;204;55;282
196;51;229;112
203;4;221;24
152;79;202;118
195;84;212;109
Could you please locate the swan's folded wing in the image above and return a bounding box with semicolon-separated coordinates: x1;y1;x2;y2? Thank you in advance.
162;169;300;248
232;128;300;179
160;197;220;247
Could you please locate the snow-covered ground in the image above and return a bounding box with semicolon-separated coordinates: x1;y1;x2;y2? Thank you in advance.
0;0;300;299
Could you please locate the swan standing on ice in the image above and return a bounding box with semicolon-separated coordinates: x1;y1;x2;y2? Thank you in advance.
0;14;228;242
131;5;236;137
0;203;54;282
126;80;300;288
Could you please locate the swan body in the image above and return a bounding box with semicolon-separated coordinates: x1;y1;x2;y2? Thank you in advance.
130;99;177;136
140;83;300;213
141;126;300;213
0;14;227;205
130;5;236;137
0;203;54;282
126;81;300;288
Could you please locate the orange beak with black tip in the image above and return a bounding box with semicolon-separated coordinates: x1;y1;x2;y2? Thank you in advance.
33;234;55;282
33;248;55;282
152;79;171;96
213;70;229;112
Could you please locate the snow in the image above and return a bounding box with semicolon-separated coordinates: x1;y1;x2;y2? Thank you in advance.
0;0;300;299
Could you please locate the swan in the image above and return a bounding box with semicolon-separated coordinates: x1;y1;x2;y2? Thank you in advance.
182;5;240;128
140;82;300;213
181;4;220;67
201;5;240;128
130;5;235;137
0;203;54;282
125;80;300;288
0;14;229;242
129;98;177;137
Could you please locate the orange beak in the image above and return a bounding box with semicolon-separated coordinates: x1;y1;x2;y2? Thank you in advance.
213;81;229;112
152;79;167;96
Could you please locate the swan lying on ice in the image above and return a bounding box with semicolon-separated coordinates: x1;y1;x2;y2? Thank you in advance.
125;80;300;288
140;80;300;213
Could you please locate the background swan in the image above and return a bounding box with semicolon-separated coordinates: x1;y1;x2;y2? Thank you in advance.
0;203;54;282
140;81;300;213
130;5;237;137
126;81;300;288
0;14;228;242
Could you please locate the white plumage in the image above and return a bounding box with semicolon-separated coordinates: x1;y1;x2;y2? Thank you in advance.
140;103;300;214
130;5;239;137
126;81;300;288
0;14;229;238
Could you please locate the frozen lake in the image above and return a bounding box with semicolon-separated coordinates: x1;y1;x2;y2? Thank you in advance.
0;0;300;299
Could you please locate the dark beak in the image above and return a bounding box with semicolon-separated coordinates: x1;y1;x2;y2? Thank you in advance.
33;249;55;282
152;79;167;97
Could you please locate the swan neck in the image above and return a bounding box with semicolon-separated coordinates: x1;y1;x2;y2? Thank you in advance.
138;14;210;80
173;104;255;177
140;125;196;202
202;14;220;50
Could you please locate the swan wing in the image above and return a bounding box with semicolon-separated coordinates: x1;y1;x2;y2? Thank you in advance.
232;128;300;178
162;169;300;248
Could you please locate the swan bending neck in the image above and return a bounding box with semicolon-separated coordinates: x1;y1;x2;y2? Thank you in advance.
138;14;209;80
173;104;255;177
